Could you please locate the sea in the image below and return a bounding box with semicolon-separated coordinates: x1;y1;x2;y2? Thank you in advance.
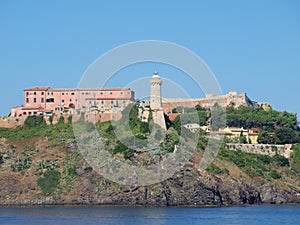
0;204;299;225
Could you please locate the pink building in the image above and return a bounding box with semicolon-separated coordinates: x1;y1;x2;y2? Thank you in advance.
11;87;135;117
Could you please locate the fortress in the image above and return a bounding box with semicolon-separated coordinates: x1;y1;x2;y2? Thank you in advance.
162;92;270;113
3;71;270;128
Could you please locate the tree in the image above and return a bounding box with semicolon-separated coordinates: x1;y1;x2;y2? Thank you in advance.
24;116;46;128
210;104;226;131
275;127;300;144
171;108;178;113
172;115;181;134
239;131;247;144
258;130;278;144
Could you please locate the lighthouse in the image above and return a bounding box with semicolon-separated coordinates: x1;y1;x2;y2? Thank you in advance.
150;71;163;110
149;71;166;130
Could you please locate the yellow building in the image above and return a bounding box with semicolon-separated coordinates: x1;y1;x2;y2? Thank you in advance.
217;127;259;144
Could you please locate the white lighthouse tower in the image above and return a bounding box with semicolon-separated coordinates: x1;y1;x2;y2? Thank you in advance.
150;71;163;110
149;71;166;130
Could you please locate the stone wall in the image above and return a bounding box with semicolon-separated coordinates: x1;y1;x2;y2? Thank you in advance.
162;92;262;113
0;111;123;128
226;144;293;158
0;116;26;128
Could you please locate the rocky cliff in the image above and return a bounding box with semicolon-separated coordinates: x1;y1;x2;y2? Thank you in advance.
0;136;299;207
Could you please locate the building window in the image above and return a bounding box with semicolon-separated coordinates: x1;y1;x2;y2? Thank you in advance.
29;112;32;115
51;92;54;95
82;92;84;95
71;93;75;95
120;92;123;95
110;92;113;95
101;101;104;104
34;92;36;95
46;98;54;103
111;100;114;104
26;92;29;96
62;93;65;95
69;99;72;102
41;98;44;103
41;92;44;95
100;92;103;95
85;92;89;95
62;100;65;104
34;98;37;103
26;98;29;103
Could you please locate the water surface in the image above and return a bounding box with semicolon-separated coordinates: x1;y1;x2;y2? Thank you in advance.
0;204;299;225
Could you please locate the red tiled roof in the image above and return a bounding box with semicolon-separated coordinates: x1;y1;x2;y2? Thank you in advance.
24;87;50;91
51;88;132;92
167;113;179;121
24;87;132;92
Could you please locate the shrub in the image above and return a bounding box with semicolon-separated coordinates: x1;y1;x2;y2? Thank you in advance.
24;116;46;128
206;163;229;175
291;144;300;174
37;169;61;195
67;166;77;179
272;154;289;167
84;166;93;173
269;170;281;179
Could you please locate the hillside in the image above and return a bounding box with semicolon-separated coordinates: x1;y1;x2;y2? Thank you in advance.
0;110;299;206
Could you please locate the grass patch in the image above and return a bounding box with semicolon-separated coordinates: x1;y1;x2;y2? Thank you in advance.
37;169;61;195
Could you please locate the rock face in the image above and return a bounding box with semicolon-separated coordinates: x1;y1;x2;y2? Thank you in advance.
0;138;299;207
1;164;299;207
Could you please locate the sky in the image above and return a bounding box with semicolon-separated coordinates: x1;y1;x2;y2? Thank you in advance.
0;1;300;119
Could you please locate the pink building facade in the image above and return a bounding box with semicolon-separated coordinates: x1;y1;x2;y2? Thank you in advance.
11;87;135;117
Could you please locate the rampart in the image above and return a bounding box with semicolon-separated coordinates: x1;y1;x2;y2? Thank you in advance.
226;143;293;158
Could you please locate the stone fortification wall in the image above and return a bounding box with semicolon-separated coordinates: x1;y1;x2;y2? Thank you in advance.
0;111;122;128
0;116;26;128
226;144;293;158
162;92;261;113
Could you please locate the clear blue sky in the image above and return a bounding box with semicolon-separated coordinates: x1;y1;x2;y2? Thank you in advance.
0;1;299;118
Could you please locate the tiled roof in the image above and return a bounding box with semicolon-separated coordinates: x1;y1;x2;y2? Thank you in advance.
167;113;179;121
24;87;50;91
24;87;132;92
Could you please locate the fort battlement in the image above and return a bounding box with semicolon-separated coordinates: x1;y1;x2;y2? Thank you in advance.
162;91;263;113
226;143;293;158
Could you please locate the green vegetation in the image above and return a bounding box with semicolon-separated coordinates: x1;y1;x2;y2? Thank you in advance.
219;148;288;179
0;116;75;147
35;160;59;176
84;166;93;173
291;144;300;174
37;169;61;195
227;106;300;144
11;157;32;172
206;163;229;175
210;104;226;131
24;115;46;128
170;105;208;134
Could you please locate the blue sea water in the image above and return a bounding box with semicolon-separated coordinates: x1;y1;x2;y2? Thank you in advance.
0;204;299;225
